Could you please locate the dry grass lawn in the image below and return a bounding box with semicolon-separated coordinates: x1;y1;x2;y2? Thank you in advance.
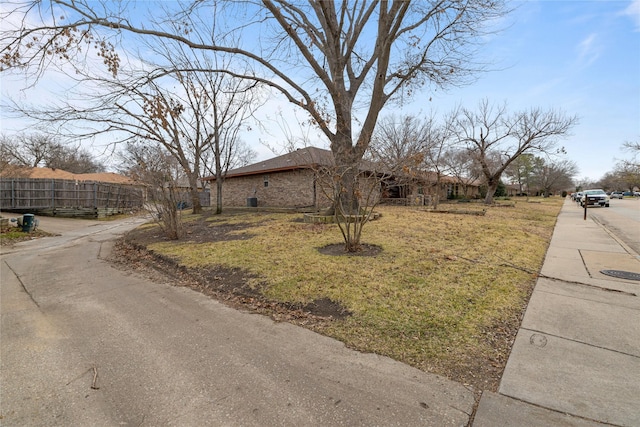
130;197;564;391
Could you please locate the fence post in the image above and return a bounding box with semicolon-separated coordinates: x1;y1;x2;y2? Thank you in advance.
105;184;112;209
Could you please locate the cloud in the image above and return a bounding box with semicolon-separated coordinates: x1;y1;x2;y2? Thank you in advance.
621;0;640;31
577;33;601;66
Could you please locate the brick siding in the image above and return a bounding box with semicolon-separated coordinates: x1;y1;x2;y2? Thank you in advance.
210;169;332;209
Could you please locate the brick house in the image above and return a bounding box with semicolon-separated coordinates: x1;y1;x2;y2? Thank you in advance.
202;147;481;209
203;147;336;209
381;170;481;203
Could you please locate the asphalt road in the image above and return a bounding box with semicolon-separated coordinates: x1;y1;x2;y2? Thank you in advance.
1;215;474;426
580;197;640;255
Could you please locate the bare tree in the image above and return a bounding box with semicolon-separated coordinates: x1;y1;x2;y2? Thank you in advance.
369;115;428;172
612;160;640;191
620;140;640;172
452;99;577;204
598;171;623;192
622;140;640;154
532;158;578;197
11;62;261;214
368;114;429;199
45;143;105;173
369;113;454;208
420;116;454;208
1;133;60;168
597;140;640;192
443;148;481;199
0;133;104;172
504;153;541;198
119;141;184;240
12;75;209;213
1;0;507;250
186;62;262;214
313;157;388;252
135;24;263;214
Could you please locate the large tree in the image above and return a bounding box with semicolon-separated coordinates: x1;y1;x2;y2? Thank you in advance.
1;0;507;250
452;99;577;204
11;65;259;214
5;31;260;215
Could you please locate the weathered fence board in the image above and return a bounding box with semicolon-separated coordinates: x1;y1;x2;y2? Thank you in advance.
0;178;144;217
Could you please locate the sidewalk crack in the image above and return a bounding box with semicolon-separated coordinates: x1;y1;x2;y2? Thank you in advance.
521;327;640;359
537;274;637;297
2;260;40;308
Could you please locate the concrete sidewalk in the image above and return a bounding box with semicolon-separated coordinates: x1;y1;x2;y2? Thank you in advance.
473;199;640;426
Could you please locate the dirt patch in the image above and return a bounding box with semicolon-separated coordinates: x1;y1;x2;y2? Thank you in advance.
318;243;382;257
124;213;256;246
293;297;352;319
111;213;351;323
0;228;57;248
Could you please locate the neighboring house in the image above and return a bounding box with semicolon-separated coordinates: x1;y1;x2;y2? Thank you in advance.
382;170;481;203
505;183;521;197
414;172;481;201
0;167;143;217
172;176;210;208
441;174;482;200
202;147;481;209
0;166;135;184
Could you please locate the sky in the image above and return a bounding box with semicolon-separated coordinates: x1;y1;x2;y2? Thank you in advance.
1;0;639;183
419;0;639;184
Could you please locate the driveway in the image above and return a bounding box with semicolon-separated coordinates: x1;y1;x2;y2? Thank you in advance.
1;215;474;426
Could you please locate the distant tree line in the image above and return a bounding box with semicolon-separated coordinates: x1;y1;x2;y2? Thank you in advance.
0;133;105;174
592;141;640;192
368;103;578;203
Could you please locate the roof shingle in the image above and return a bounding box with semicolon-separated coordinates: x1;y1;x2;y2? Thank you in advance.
203;147;334;181
0;167;134;184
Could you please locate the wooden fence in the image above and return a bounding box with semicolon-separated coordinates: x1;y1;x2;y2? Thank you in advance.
0;178;145;218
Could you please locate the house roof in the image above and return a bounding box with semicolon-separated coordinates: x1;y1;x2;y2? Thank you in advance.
203;146;334;181
172;176;208;189
424;172;482;187
0;166;134;184
203;147;482;188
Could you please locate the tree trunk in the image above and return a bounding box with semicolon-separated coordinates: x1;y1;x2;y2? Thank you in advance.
187;172;202;214
215;177;223;215
214;129;224;215
321;135;365;252
484;178;499;205
432;175;442;209
336;166;360;214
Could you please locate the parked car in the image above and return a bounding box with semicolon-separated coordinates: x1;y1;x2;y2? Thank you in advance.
572;191;583;202
580;189;610;207
610;191;624;199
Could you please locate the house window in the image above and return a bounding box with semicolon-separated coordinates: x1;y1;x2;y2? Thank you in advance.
263;176;269;187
